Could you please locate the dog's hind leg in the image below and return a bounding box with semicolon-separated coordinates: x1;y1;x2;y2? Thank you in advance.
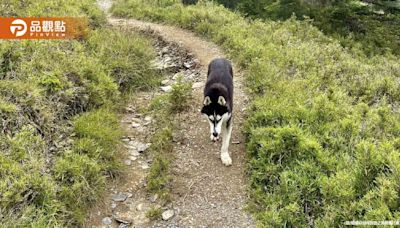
221;117;232;166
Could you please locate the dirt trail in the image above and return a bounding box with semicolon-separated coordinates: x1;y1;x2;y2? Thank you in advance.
90;1;255;227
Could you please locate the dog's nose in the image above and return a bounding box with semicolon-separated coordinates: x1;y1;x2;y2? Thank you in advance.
213;132;218;137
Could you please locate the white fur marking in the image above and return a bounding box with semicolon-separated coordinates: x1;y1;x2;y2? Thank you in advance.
209;115;214;121
218;96;226;106
213;112;229;138
204;96;211;106
204;116;216;141
221;117;232;166
221;152;232;166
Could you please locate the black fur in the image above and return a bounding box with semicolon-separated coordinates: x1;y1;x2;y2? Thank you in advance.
201;58;233;121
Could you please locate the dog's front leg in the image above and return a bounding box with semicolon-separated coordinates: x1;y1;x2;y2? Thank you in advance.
221;118;232;166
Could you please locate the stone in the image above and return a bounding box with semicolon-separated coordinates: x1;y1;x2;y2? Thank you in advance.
128;140;138;146
114;217;131;225
102;217;112;225
186;73;196;81
183;62;192;69
192;82;203;89
119;223;129;228
165;63;179;71
141;164;150;170
126;192;133;198
161;79;170;85
153;61;165;70
113;211;132;225
162;209;175;220
123;144;135;150
131;117;141;122
131;122;141;128
130;150;140;157
136;203;144;211
137;143;150;153
164;56;172;63
112;193;128;202
162;47;169;54
161;86;172;93
129;156;138;161
124;159;132;166
144;116;152;122
149;194;158;203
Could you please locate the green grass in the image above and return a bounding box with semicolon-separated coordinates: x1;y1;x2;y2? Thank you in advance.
111;0;400;226
146;78;192;204
168;75;193;113
229;0;400;57
0;0;159;226
147;125;173;201
145;206;163;220
86;28;159;92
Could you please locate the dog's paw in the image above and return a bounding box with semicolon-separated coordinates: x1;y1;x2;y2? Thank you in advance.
221;153;232;166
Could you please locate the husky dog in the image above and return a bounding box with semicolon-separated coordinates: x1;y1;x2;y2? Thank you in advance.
201;58;233;166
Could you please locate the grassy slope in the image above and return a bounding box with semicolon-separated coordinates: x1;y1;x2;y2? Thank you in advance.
0;0;159;226
111;0;400;226
219;0;400;56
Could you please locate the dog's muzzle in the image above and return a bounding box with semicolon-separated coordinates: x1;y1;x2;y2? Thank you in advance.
211;132;220;142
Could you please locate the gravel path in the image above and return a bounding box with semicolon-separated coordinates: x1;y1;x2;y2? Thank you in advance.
90;1;255;227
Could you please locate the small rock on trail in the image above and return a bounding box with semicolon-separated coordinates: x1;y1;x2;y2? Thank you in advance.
162;209;175;221
112;193;128;202
102;217;112;225
160;85;172;93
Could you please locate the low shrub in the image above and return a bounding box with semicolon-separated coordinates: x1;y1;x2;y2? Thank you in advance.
168;76;192;113
0;0;159;226
145;206;163;220
146;79;192;203
112;0;400;226
86;28;159;92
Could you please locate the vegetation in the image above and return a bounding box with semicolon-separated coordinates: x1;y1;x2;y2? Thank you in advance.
145;206;163;220
87;28;159;92
168;75;192;113
0;0;158;226
112;0;400;226
215;0;400;56
146;78;192;203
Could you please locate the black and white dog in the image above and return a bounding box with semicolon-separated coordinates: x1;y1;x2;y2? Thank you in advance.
201;58;233;166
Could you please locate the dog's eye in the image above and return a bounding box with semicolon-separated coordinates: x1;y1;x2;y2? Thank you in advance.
209;115;214;121
216;115;222;121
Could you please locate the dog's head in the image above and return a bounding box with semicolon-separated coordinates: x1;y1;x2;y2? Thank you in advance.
201;95;231;142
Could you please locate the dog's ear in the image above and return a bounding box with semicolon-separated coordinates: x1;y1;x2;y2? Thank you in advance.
203;96;211;106
218;96;226;106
